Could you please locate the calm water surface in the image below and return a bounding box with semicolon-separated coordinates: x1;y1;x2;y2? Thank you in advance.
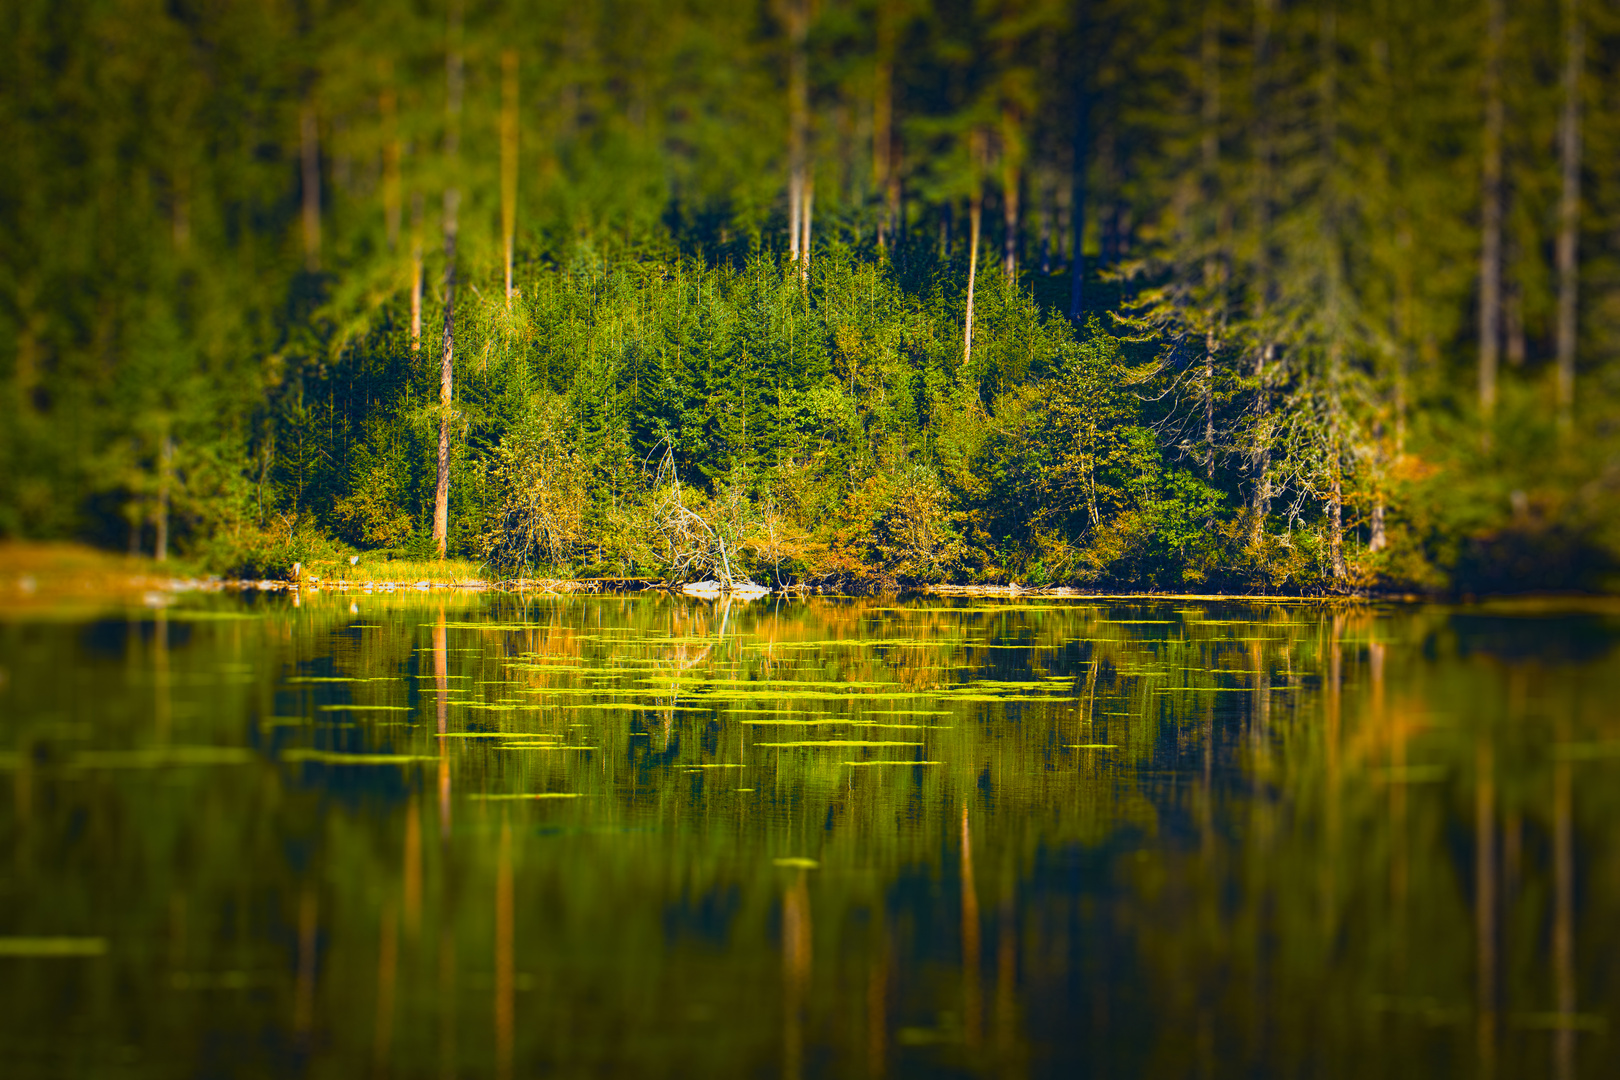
3;593;1617;1077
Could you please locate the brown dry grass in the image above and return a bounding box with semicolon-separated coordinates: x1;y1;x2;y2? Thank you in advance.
0;541;192;615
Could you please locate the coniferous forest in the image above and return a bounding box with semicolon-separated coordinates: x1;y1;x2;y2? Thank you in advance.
5;0;1620;594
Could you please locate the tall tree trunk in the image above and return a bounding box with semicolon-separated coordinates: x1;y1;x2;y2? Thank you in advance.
801;174;814;283
788;172;802;264
1201;0;1220;488
1555;0;1582;436
1249;0;1274;539
787;0;808;272
1478;0;1504;439
502;49;519;307
1252;345;1271;537
1323;2;1347;582
434;5;464;560
964;197;981;364
1204;333;1216;483
410;193;423;352
300;102;321;273
964;131;984;369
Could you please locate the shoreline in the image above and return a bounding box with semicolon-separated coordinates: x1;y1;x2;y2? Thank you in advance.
5;543;1616;611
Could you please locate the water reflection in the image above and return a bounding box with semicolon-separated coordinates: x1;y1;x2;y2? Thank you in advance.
1;594;1617;1077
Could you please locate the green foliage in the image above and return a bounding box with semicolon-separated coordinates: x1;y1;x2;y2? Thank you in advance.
3;0;1618;593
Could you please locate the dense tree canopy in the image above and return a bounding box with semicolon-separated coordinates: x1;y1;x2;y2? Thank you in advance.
3;0;1618;591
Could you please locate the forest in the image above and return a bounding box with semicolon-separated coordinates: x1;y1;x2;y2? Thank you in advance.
3;0;1618;594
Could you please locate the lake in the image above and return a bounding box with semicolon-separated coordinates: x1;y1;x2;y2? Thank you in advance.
2;592;1616;1077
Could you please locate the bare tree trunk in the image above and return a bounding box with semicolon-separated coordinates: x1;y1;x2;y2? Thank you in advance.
787;0;808;273
1478;0;1504;438
410;193;423;352
1329;455;1346;578
434;5;464;560
788;171;801;264
1555;0;1582;436
502;49;519;307
1323;3;1347;582
1252;345;1271;537
801;174;814;283
1249;0;1274;540
964;130;984;368
300;102;321;273
1201;0;1220;488
964;198;981;366
1204;332;1216;483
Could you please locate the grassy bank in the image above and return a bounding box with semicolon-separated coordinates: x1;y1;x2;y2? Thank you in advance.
296;555;489;587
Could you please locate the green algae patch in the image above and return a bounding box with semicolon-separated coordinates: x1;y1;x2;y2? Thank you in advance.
1066;744;1119;749
772;857;819;869
944;694;1080;703
755;740;926;748
559;703;713;712
855;709;953;716
282;749;439;765
0;937;108;957
466;792;584;800
317;704;413;712
258;716;311;728
639;677;902;690
842;760;942;766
